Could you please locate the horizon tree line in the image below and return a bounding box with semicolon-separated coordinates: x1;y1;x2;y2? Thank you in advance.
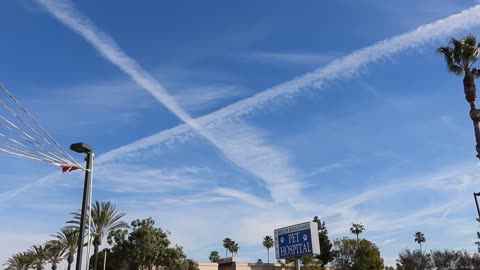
3;201;198;270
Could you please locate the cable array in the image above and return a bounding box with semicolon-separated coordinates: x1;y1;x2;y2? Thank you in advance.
0;83;83;170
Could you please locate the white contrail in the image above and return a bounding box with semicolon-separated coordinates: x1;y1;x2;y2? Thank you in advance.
35;0;303;203
26;1;480;204
35;0;209;140
98;4;480;161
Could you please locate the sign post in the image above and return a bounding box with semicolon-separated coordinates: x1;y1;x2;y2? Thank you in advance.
274;221;320;268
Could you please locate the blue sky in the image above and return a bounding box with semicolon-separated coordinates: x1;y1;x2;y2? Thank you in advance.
2;0;480;267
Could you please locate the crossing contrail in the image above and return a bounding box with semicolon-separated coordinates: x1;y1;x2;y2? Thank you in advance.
98;4;480;160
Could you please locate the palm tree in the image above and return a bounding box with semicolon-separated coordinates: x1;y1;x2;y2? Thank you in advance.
230;241;239;257
3;252;32;270
437;35;480;158
53;227;80;270
209;251;220;262
70;201;129;270
222;238;232;258
350;223;365;243
414;232;426;252
45;240;65;270
28;245;47;270
262;235;274;263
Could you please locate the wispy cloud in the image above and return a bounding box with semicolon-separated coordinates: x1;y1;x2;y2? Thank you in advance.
95;165;213;193
31;1;480;207
98;5;480;162
35;0;302;204
241;51;337;66
173;84;247;113
213;187;271;209
0;172;60;207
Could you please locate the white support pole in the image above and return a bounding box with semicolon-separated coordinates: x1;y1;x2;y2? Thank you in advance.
103;249;107;270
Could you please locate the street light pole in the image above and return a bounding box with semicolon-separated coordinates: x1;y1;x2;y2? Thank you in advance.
474;192;480;221
70;143;94;270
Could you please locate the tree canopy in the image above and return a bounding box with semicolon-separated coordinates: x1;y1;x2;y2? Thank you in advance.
106;217;198;270
332;238;384;270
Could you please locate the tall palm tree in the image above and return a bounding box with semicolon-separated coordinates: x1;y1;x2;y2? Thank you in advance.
437;35;480;158
70;201;129;270
209;251;220;262
45;240;65;270
28;245;47;270
222;238;232;258
3;252;32;270
230;241;239;257
53;227;79;270
350;223;365;243
262;235;274;263
414;232;426;252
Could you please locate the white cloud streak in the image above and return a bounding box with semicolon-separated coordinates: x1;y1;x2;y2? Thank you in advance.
35;0;301;203
213;187;271;209
98;4;480;160
35;0;215;143
30;1;480;206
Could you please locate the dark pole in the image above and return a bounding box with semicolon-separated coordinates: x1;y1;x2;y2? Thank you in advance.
70;143;93;270
474;192;480;220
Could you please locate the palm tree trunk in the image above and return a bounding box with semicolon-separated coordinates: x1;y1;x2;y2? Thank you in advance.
468;100;480;159
51;263;57;270
420;243;422;252
267;248;270;263
225;249;227;258
67;255;73;270
464;70;476;104
93;243;100;270
464;70;480;159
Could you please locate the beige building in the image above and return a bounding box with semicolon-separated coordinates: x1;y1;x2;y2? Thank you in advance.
198;262;281;270
198;258;334;270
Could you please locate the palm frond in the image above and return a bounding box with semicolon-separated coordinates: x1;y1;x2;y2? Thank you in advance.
472;68;480;78
463;34;477;47
437;47;464;75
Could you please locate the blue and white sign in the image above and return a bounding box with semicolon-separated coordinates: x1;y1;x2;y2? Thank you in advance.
274;221;320;259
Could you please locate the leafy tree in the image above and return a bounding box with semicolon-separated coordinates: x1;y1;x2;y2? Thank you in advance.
430;249;457;269
209;251;220;263
222;238;232;258
413;232;426;252
89;248;112;270
125;218;170;269
476;231;480;253
106;217;199;270
70;201;129;270
397;249;480;269
44;240;65;270
437;35;480;158
332;238;384;270
349;224;365;244
313;216;334;267
53;227;79;270
396;249;432;270
300;256;323;270
262;235;274;263
256;259;263;264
